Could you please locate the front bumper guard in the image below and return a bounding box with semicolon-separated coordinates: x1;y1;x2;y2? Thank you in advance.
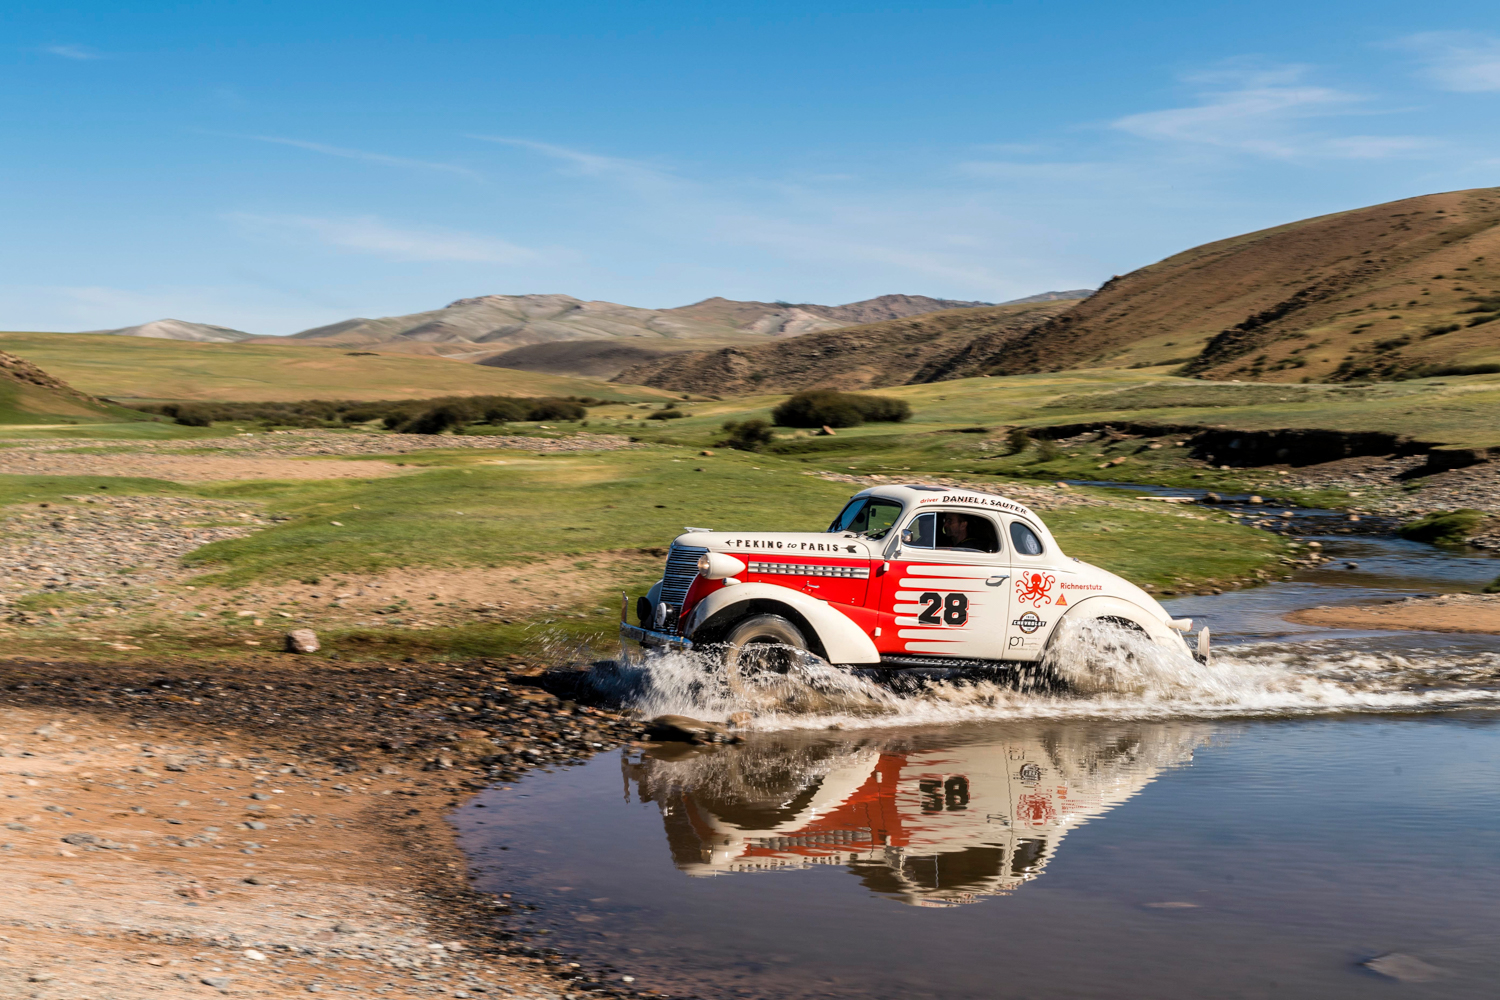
620;593;693;650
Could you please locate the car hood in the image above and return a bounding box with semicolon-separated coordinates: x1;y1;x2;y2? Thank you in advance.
673;530;878;560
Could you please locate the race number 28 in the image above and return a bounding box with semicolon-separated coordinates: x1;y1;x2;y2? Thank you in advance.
918;592;969;626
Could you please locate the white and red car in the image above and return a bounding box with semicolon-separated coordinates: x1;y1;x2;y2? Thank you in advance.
622;484;1205;684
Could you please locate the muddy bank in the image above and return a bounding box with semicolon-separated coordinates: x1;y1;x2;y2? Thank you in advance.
0;653;668;1000
1287;593;1500;634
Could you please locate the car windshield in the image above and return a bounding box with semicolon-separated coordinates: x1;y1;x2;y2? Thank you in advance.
828;497;903;539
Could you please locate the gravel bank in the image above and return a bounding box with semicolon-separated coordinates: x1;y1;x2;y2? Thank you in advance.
0;654;670;1000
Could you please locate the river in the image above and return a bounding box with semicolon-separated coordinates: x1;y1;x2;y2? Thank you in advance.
458;500;1500;999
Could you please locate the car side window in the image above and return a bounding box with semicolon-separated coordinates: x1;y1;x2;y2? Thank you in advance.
936;512;1001;553
1010;520;1044;556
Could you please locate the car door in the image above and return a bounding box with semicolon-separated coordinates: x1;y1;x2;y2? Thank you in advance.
875;508;1012;661
1004;516;1058;661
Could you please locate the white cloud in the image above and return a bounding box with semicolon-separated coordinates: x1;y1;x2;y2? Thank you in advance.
1398;31;1500;92
239;135;481;179
226;213;540;264
468;135;678;195
42;44;99;60
1111;64;1431;160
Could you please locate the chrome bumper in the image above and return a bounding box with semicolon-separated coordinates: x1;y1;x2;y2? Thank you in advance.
619;623;693;650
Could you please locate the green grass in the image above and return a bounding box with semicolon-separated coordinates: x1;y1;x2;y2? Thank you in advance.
0;330;675;404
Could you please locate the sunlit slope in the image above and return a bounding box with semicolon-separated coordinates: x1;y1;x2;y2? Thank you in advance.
609;368;1500;451
986;186;1500;382
0;331;672;403
0;350;146;424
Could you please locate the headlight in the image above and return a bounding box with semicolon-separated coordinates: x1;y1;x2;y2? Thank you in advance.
696;552;747;579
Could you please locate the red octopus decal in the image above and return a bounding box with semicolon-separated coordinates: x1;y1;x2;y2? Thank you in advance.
1015;571;1056;608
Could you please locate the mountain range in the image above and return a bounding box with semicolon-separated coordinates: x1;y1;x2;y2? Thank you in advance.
617;187;1500;392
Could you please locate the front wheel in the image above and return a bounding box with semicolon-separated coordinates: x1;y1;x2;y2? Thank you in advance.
722;614;809;706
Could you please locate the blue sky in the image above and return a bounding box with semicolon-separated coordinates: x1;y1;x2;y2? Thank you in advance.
3;1;1499;335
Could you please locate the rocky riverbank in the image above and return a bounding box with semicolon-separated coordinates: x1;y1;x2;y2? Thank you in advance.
0;653;672;1000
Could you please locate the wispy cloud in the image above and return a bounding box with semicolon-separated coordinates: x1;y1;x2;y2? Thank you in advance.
226;213;539;264
1111;64;1432;160
1398;31;1500;93
239;135;481;179
42;44;100;60
468;135;678;194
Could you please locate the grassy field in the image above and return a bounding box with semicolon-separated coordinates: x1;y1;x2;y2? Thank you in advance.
0;331;676;404
0;442;1287;662
598;368;1500;457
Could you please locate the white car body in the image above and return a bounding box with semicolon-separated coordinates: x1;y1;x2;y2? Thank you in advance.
623;483;1201;669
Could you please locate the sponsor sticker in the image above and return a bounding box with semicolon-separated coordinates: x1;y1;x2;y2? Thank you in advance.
1011;611;1046;634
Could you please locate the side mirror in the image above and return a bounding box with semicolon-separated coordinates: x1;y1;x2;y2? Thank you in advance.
901;529;914;544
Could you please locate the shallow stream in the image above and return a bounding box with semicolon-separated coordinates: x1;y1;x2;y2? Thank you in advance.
459;501;1500;998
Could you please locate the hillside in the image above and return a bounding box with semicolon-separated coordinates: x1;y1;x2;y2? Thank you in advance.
0;332;671;404
980;187;1500;382
282;292;996;365
84;318;254;343
0;350;144;423
611;301;1074;393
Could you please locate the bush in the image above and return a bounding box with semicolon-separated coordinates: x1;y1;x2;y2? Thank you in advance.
771;390;912;428
482;399;529;423
1483;575;1500;595
1398;509;1486;545
1006;427;1031;455
169;404;213;428
721;418;775;452
647;409;687;420
400;404;469;435
526;398;587;422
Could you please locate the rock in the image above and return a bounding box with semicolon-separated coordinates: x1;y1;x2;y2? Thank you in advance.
1200;493;1222;504
645;714;737;745
244;949;268;961
1362;953;1442;982
726;711;753;729
333;922;356;933
699;449;714;456
285;629;320;654
244;821;267;831
818;425;836;436
1248;495;1263;504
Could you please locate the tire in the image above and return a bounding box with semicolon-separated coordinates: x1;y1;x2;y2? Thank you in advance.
721;614;809;705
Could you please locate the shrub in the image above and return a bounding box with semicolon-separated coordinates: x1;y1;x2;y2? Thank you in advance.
400;404;469;435
526;398;587;422
721;418;775;452
1398;509;1486;545
1006;427;1031;455
1034;439;1061;462
771;390;911;428
647;409;687;420
1422;323;1461;338
170;405;213;428
1484;575;1500;595
482;399;529;423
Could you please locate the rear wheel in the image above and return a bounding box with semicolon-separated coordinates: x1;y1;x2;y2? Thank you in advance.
722;614;809;705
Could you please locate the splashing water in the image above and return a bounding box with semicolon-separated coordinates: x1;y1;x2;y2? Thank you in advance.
589;623;1500;731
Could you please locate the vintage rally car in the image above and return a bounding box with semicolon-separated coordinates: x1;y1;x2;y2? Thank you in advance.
621;484;1207;685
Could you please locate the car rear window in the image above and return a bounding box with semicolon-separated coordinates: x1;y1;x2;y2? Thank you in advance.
1010;520;1044;555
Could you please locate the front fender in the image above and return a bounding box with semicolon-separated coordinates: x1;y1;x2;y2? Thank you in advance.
684;583;881;665
1049;595;1190;654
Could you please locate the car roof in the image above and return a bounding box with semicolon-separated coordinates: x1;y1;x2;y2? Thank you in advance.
853;483;1046;524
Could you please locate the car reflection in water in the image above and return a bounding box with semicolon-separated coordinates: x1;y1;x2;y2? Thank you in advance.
623;724;1210;907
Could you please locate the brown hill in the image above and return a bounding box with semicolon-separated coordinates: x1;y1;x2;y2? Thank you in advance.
611;301;1073;393
980;186;1500;382
0;350;139;423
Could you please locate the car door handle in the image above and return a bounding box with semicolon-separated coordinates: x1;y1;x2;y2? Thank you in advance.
986;574;1010;586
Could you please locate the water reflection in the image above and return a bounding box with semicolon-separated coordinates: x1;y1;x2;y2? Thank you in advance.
623;723;1209;906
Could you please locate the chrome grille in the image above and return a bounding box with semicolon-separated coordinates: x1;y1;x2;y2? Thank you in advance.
749;561;869;579
658;543;706;634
